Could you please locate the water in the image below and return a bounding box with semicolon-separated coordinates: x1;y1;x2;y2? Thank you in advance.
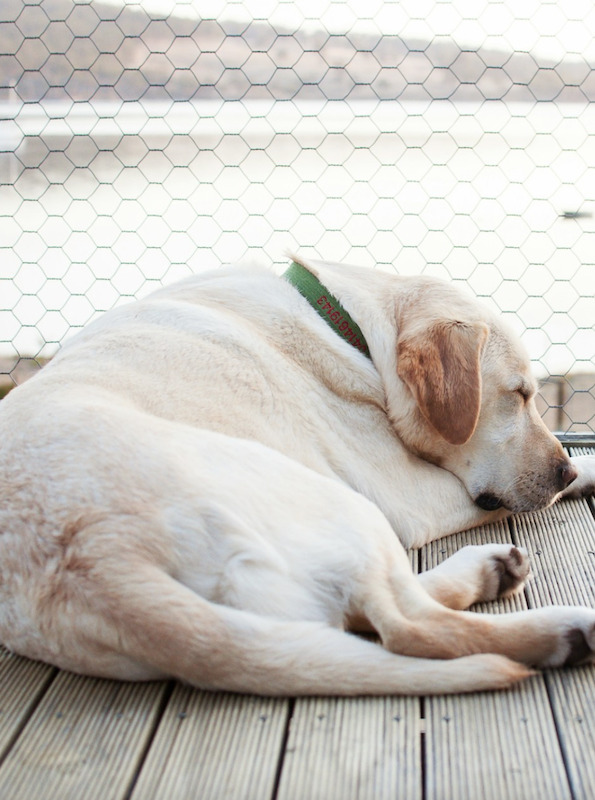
0;99;594;379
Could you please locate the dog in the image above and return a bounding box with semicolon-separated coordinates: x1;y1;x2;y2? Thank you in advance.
0;256;594;696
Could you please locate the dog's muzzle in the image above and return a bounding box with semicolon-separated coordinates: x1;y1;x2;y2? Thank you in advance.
475;459;578;513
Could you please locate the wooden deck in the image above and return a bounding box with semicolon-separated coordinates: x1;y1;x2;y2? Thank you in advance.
1;445;594;800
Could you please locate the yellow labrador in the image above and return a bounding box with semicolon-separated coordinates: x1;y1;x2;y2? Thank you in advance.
0;256;594;696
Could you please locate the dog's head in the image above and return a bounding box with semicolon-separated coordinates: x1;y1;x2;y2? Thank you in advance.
392;279;576;514
295;259;575;514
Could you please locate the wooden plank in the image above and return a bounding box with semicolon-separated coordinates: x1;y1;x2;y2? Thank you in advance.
0;647;55;757
273;550;421;800
276;695;422;800
512;498;595;609
421;521;572;800
426;676;571;800
512;493;595;800
0;670;169;800
420;520;520;571
546;667;595;800
131;687;288;800
274;550;421;800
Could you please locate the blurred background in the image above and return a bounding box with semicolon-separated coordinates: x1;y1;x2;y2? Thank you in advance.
0;0;594;432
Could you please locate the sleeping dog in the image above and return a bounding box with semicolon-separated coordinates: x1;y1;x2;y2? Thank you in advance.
0;256;594;695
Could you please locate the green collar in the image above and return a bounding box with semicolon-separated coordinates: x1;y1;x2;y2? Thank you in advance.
283;261;371;358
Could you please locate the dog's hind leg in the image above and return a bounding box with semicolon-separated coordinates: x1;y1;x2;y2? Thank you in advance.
417;544;531;610
42;558;530;696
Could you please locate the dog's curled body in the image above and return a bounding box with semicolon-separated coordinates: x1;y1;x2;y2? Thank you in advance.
1;258;594;696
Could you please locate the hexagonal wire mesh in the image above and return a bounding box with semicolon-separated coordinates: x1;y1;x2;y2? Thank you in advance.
0;0;594;431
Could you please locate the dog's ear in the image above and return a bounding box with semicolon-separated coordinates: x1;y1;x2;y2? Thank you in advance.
396;320;489;445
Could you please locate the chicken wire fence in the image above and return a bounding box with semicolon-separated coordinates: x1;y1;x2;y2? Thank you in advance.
0;0;594;432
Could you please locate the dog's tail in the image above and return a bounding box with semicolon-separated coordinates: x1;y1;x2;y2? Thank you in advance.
73;565;532;696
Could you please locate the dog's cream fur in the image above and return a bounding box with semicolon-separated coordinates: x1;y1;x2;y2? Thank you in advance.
1;256;595;696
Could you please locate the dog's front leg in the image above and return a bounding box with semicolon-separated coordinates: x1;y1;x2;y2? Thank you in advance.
559;455;595;501
417;544;530;610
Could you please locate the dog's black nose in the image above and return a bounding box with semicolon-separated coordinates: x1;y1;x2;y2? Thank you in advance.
556;461;577;491
475;493;504;511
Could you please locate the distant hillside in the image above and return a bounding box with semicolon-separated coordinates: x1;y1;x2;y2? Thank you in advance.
0;357;47;398
1;0;592;102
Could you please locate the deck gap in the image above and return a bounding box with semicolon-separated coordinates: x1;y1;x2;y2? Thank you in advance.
270;697;295;800
505;514;518;548
121;679;175;800
542;671;578;800
506;514;540;622
580;488;594;520
420;696;427;800
0;666;58;769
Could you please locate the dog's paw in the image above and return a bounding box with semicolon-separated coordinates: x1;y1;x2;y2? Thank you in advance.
420;544;531;610
560;455;595;501
540;609;595;668
474;544;531;602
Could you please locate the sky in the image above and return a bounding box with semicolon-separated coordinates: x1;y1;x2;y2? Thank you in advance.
103;0;595;63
